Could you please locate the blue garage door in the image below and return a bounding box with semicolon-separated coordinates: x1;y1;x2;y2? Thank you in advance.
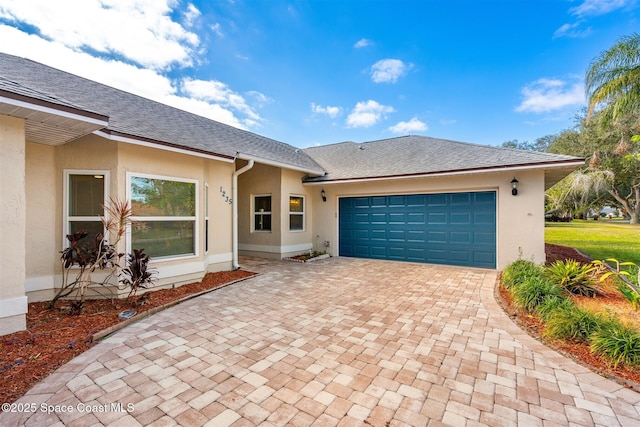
339;192;496;268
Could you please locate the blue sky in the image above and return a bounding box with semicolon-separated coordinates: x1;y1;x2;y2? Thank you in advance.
0;0;638;148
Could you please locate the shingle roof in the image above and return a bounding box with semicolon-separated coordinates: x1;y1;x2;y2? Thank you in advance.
303;135;584;184
0;53;324;175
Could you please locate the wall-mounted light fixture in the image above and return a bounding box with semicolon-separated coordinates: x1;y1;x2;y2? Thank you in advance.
321;189;326;202
511;177;519;196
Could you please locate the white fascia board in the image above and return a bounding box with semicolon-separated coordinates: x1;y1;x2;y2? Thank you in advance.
237;153;325;176
0;95;108;126
94;130;234;163
302;160;586;185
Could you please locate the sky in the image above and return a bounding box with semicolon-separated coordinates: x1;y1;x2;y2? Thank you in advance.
0;0;638;148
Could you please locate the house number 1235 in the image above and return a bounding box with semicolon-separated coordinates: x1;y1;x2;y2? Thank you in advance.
219;186;232;205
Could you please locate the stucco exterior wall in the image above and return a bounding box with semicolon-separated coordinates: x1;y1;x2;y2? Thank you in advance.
0;116;27;335
22;134;236;302
237;163;316;258
280;168;314;257
307;169;546;270
25;142;57;302
116;141;236;285
237;163;283;258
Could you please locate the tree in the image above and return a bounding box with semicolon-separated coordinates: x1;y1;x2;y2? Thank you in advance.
586;32;640;126
501;135;555;152
547;110;640;223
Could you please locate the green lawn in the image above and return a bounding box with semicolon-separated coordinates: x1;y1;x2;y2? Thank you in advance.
545;220;640;265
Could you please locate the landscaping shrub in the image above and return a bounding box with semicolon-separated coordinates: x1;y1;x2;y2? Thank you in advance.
535;295;573;322
543;305;602;341
511;276;563;313
544;260;599;297
502;259;543;290
589;319;640;368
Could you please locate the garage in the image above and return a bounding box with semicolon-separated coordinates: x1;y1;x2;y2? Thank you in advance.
338;191;496;268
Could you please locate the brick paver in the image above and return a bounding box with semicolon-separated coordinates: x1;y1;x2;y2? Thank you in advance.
2;257;639;426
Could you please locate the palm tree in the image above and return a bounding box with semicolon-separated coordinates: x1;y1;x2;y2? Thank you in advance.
586;33;640;125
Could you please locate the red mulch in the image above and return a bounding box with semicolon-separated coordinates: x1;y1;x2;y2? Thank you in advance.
0;270;255;408
497;244;640;390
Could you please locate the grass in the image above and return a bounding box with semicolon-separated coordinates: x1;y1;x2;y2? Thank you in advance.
545;220;640;265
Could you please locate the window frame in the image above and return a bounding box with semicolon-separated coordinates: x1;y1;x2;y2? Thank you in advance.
289;194;305;232
204;183;209;254
126;172;199;261
63;169;110;249
253;194;272;232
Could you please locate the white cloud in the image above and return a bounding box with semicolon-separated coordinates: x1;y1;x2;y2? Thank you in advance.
553;22;592;39
0;0;200;70
0;1;268;130
388;118;427;134
211;22;224;38
515;78;585;113
370;59;411;83
310;103;341;118
346;100;394;128
181;78;262;122
570;0;633;17
184;3;201;27
354;38;372;48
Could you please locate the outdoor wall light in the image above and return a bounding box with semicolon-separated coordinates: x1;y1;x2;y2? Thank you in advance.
511;177;519;196
321;189;327;202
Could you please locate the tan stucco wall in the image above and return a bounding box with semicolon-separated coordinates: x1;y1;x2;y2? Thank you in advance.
237;163;282;258
308;169;546;270
280;168;314;256
117;142;235;279
22;134;236;302
0;116;27;335
25;143;57;301
237;163;315;258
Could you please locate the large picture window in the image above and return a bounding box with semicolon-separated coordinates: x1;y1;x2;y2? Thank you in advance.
129;174;197;259
253;195;272;231
65;171;108;250
289;195;305;231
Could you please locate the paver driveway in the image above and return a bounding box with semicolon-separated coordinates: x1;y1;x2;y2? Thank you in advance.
2;257;640;426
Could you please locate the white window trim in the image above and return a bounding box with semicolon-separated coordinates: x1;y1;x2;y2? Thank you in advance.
126;172;199;261
289;194;305;232
252;194;272;233
63;169;110;249
204;183;209;254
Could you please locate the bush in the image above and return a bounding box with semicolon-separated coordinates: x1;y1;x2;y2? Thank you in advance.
512;276;563;313
535;295;573;322
544;260;599;297
543;305;602;342
589;319;640;368
502;259;543;290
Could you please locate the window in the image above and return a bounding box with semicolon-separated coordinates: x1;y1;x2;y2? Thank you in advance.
65;171;108;250
289;195;304;231
129;174;197;259
254;195;272;231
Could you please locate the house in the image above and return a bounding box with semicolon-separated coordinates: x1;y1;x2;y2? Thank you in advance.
0;53;584;336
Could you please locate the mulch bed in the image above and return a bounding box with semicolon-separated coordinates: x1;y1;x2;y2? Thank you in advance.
0;270;255;408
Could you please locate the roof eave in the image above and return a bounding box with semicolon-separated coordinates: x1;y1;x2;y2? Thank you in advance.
237;152;325;176
95;130;235;163
303;159;585;185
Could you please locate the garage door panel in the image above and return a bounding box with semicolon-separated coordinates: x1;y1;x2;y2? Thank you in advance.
450;193;471;205
450;212;471;224
339;191;496;268
427;194;447;206
449;231;471;243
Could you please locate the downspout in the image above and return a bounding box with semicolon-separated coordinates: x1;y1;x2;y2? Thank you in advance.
232;159;254;269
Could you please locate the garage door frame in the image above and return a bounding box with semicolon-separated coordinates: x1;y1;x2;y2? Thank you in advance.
337;190;497;268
